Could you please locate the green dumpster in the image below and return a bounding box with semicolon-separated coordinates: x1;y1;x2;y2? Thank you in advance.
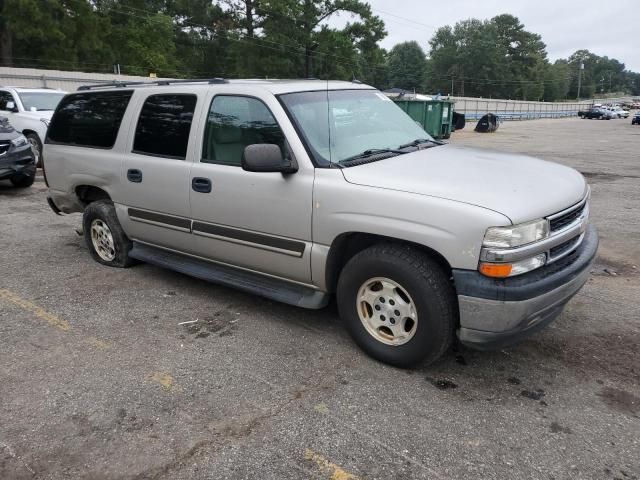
393;99;455;139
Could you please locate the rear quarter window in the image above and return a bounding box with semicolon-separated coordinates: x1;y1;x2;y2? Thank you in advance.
46;91;133;148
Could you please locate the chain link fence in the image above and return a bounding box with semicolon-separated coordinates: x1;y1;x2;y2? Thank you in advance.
451;96;596;121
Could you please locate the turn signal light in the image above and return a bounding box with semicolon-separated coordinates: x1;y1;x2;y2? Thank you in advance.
479;262;513;278
479;253;547;278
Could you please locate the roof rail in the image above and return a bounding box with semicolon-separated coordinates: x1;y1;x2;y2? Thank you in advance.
77;78;228;91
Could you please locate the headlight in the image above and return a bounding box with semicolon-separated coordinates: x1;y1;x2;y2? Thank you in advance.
10;135;28;148
483;219;549;248
40;118;50;127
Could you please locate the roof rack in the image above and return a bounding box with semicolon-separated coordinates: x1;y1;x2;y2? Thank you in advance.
77;78;228;91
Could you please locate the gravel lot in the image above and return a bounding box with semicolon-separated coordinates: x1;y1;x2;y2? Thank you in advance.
1;116;639;480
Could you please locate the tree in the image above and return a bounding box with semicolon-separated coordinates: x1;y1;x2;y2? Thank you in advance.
491;14;547;99
1;0;111;70
1;1;638;99
426;19;509;98
387;41;427;91
96;1;178;76
542;60;570;101
257;0;383;78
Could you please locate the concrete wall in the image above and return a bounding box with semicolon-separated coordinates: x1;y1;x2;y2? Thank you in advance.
0;67;174;92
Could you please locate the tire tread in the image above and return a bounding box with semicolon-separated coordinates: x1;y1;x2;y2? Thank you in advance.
337;243;457;367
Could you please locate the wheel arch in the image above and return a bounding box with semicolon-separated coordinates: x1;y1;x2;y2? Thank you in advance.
324;232;453;294
21;128;40;139
75;185;112;206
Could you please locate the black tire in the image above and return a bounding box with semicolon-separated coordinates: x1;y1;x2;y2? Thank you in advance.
10;172;35;188
337;243;456;368
83;200;135;268
26;133;43;168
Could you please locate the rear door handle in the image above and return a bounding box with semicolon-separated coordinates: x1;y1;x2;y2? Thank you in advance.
127;169;143;183
192;177;212;193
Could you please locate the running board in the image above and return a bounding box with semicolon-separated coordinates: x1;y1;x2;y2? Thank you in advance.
129;242;330;309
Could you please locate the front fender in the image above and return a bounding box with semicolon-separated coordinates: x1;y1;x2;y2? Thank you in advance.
311;169;510;290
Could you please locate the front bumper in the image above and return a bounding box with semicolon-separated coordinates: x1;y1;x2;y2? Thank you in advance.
453;224;598;350
0;146;36;180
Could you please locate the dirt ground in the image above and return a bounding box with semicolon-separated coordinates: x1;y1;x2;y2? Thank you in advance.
1;116;639;479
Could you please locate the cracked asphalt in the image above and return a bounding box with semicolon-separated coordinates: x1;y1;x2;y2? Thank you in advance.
1;116;639;479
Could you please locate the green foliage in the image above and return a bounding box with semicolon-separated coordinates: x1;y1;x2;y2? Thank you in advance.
387;41;427;91
0;2;637;99
425;15;638;101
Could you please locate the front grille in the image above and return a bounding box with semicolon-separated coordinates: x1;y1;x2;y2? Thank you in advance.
549;199;587;232
0;141;10;156
549;235;581;259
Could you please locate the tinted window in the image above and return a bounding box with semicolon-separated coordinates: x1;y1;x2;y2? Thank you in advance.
47;91;133;148
202;96;285;166
133;94;197;159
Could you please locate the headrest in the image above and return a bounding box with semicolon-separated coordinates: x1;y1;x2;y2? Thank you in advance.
213;125;242;144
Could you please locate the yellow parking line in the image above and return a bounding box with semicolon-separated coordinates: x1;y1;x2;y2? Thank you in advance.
0;288;70;331
304;449;360;480
150;372;176;391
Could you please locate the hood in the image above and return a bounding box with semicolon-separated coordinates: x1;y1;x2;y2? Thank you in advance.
341;144;587;224
0;118;17;138
18;110;54;120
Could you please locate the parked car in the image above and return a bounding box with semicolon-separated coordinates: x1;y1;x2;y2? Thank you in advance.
632;112;640;125
44;79;597;367
0;116;36;187
612;107;629;118
579;107;607;119
0;87;67;167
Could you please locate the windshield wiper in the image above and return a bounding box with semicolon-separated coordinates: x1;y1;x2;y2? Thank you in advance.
339;148;406;165
398;138;444;149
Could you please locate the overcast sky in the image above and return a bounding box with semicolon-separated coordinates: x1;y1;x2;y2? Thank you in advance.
333;0;639;71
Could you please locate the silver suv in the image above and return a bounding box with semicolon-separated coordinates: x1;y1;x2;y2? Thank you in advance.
43;79;597;367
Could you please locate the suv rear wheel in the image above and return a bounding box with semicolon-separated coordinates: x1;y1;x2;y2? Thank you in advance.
83;200;134;268
337;244;456;367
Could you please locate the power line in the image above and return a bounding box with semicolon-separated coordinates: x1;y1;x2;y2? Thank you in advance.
369;8;437;30
105;5;575;87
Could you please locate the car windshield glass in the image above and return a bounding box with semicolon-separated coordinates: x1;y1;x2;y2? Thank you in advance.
280;89;433;166
18;92;65;111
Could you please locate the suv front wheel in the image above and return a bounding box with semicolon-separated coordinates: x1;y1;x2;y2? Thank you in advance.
337;244;456;368
83;200;134;268
26;133;43;168
10;171;35;188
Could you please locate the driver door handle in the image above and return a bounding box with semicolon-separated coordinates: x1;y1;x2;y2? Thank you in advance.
192;177;212;193
127;169;143;183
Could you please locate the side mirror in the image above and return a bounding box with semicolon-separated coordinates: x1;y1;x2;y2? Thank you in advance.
241;144;298;174
5;101;18;112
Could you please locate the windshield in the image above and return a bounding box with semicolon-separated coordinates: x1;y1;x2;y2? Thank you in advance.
18;91;65;111
280;89;432;165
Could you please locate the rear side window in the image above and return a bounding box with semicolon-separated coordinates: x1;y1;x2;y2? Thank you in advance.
47;91;133;148
133;94;197;159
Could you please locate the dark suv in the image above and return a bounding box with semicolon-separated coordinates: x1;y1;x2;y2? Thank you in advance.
0;116;36;187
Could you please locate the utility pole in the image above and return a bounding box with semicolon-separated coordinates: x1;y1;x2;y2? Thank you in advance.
451;76;454;96
577;63;584;100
